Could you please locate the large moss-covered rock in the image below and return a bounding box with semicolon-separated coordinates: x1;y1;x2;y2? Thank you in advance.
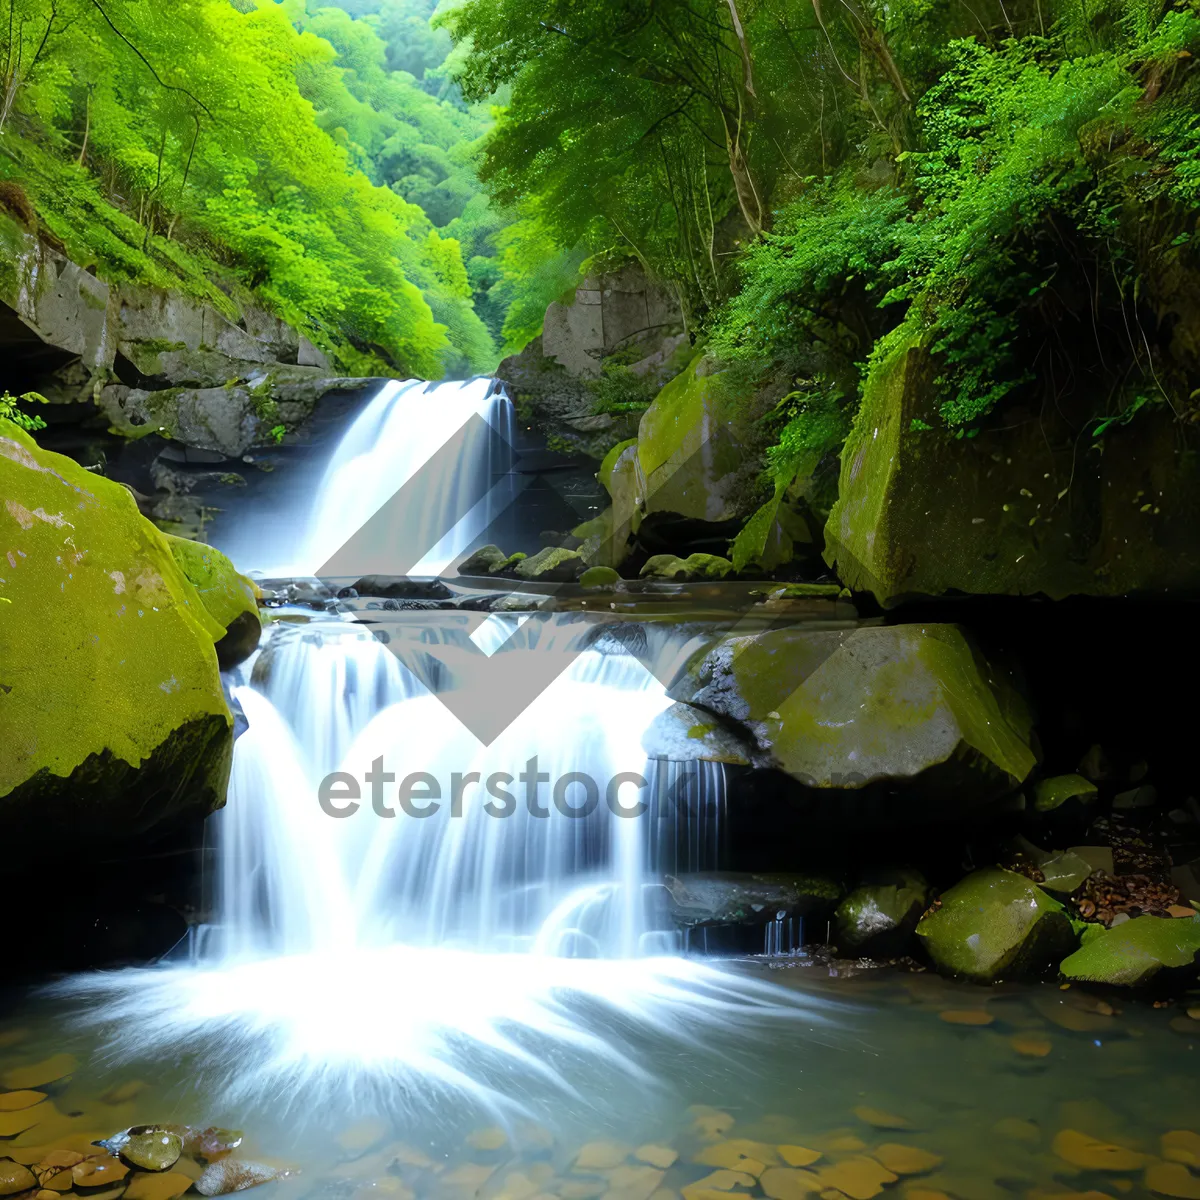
0;421;233;866
916;868;1077;982
164;535;261;668
825;331;1200;603
636;357;756;523
1059;915;1200;986
513;546;586;582
661;623;1036;816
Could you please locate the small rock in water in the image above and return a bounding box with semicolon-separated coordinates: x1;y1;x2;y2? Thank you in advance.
870;1146;943;1176
337;1120;390;1160
1162;1132;1200;1167
605;1164;665;1200
100;1082;147;1106
0;1091;45;1112
125;1171;194;1200
776;1149;821;1169
1010;1035;1053;1058
681;1171;757;1200
1052;1130;1145;1171
0;1054;78;1090
72;1156;130;1187
194;1160;280;1196
634;1148;678;1171
0;1161;37;1196
759;1168;820;1200
992;1118;1041;1144
852;1108;910;1131
938;1010;993;1026
687;1108;735;1143
574;1144;629;1172
466;1128;508;1154
814;1157;897;1200
122;1131;183;1172
1146;1162;1200;1200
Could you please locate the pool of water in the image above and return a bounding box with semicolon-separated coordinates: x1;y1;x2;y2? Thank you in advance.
4;962;1199;1200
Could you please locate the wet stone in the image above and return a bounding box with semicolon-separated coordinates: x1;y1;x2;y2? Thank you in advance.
0;1161;37;1196
574;1145;629;1173
634;1150;678;1171
853;1109;910;1131
124;1173;193;1200
777;1150;822;1170
121;1133;183;1173
1051;1132;1145;1171
814;1156;898;1200
193;1160;280;1196
759;1169;821;1200
72;1158;130;1188
1162;1132;1200;1168
1146;1163;1200;1200
871;1147;943;1177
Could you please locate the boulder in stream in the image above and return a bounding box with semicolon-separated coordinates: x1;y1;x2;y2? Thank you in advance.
0;420;233;870
659;623;1036;823
835;870;930;958
165;535;261;668
916;868;1078;982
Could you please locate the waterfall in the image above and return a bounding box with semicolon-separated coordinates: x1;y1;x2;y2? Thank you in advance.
57;379;815;1116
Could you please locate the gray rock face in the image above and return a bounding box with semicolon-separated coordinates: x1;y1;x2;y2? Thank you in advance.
664;872;842;928
99;371;375;457
497;262;689;459
1;211;349;458
542;264;685;378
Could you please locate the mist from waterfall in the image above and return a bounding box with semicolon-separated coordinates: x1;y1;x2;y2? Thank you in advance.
56;379;817;1117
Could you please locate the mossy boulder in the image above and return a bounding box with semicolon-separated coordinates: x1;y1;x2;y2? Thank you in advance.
0;420;233;867
513;546;585;582
916;868;1078;982
664;623;1036;821
1059;915;1200;986
836;870;930;958
640;553;734;581
636;357;757;524
592;439;641;567
165;535;261;668
457;544;510;575
579;565;621;588
824;330;1200;604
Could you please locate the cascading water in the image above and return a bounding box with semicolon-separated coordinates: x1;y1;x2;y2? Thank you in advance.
58;379;822;1118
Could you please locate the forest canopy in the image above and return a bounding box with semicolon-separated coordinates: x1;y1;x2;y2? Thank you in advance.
445;0;1200;455
0;0;534;377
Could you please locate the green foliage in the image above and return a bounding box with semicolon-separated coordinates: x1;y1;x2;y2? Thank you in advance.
0;0;508;376
0;391;48;432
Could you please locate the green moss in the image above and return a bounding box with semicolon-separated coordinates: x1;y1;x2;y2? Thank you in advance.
513;546;584;581
1059;915;1200;986
636;357;749;523
836;870;929;956
640;553;734;581
579;565;621;588
164;535;260;637
917;868;1077;982
0;419;231;801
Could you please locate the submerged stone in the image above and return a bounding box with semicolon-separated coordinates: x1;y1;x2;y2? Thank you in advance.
1059;914;1200;985
916;868;1077;982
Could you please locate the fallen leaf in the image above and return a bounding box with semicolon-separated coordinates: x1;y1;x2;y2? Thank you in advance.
681;1172;758;1199
0;1100;54;1137
993;1119;1040;1145
0;1091;46;1112
72;1157;130;1187
575;1145;629;1172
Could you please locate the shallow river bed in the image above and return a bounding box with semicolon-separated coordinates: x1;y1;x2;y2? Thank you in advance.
3;963;1199;1200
